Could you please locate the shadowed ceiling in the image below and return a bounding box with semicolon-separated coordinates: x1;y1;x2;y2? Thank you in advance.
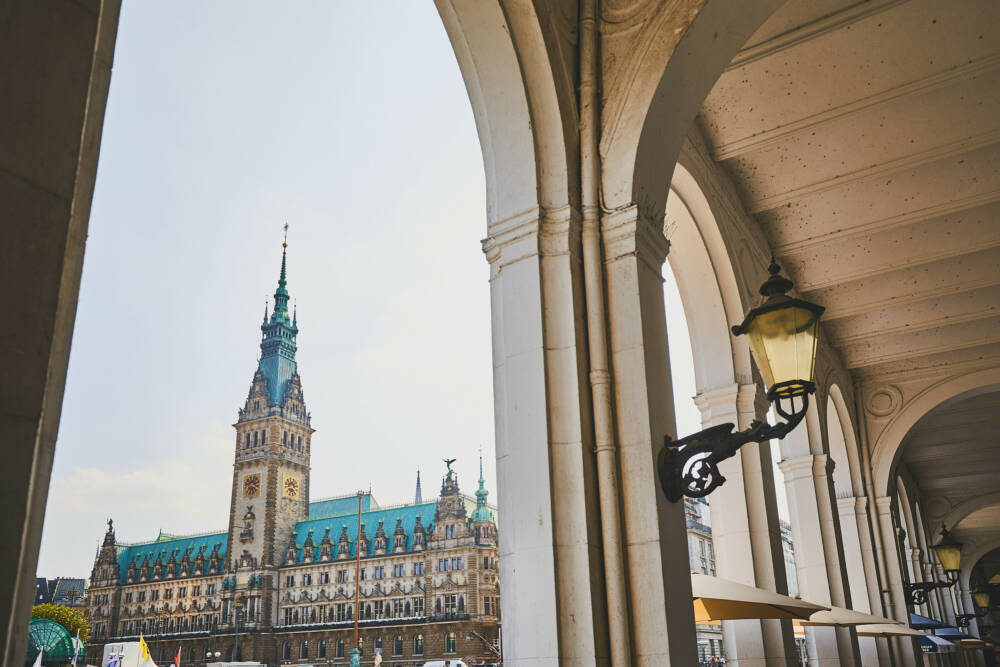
697;0;1000;381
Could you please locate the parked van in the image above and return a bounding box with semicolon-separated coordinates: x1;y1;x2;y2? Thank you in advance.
421;661;470;667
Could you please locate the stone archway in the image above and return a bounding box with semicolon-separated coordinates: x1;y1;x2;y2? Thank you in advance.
871;368;1000;497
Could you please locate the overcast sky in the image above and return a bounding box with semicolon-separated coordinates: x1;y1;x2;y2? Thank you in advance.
38;1;735;579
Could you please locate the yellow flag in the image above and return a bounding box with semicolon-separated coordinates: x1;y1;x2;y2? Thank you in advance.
138;634;151;662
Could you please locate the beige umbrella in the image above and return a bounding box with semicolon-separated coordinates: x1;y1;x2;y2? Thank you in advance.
796;606;903;627
691;573;828;622
856;623;927;637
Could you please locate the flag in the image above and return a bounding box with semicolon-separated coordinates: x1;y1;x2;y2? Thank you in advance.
31;648;43;667
171;646;181;666
107;648;120;667
70;628;82;667
138;634;151;664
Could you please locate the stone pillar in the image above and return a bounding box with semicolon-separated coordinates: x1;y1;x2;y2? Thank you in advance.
838;496;880;667
0;2;122;665
779;454;844;665
936;565;958;626
907;548;931;618
875;496;920;666
701;384;796;667
602;205;697;666
960;587;987;667
851;496;893;667
484;206;607;665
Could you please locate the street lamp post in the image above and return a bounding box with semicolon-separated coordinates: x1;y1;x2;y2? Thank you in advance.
232;597;245;662
658;259;824;502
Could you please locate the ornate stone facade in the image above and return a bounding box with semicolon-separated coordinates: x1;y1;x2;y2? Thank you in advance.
84;245;500;666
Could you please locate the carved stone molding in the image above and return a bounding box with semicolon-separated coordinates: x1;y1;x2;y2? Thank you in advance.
865;384;903;418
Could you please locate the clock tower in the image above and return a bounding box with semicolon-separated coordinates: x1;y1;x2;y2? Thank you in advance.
225;237;313;627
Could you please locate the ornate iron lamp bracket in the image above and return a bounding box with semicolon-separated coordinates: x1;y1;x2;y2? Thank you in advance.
956;611;987;628
903;576;958;607
658;391;809;503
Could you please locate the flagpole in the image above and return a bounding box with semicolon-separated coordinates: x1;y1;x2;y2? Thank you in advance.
354;489;362;650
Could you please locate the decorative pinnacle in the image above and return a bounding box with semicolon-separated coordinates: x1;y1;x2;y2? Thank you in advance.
759;256;793;297
283;222;289;248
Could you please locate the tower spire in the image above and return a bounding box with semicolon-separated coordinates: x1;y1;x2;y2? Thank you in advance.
415;470;423;504
256;228;299;406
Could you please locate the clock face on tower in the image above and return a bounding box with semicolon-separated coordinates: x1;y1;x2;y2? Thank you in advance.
243;473;261;497
283;474;300;499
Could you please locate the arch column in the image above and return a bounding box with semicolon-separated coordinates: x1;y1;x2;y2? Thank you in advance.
875;496;920;666
602;205;697;666
838;495;885;666
778;404;860;666
483;205;608;666
700;383;796;666
959;586;987;667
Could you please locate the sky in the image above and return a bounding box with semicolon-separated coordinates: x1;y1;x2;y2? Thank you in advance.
36;1;747;579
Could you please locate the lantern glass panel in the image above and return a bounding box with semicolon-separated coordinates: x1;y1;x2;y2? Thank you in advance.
744;303;821;398
974;591;990;609
933;543;962;573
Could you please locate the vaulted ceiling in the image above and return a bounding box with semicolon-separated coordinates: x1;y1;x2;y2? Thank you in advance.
900;390;1000;516
697;0;1000;382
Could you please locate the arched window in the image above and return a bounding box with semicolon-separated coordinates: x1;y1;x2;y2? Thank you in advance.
300;640;309;658
282;642;291;660
253;432;258;446
298;435;303;449
262;430;266;444
393;635;403;656
445;631;457;653
188;648;196;662
283;431;288;444
458;596;465;612
244;433;250;448
434;598;441;614
318;640;326;658
374;636;382;654
336;639;345;657
414;634;424;655
346;604;352;620
405;601;411;616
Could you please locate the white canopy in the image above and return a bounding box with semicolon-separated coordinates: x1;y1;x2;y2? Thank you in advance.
691;573;828;621
797;606;903;627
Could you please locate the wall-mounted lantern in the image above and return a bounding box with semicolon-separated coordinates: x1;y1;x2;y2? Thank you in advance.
905;525;963;606
658;259;824;502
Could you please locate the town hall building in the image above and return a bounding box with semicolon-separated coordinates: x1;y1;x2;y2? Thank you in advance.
84;242;501;666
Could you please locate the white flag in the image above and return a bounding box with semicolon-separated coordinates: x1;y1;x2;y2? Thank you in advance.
70;628;82;667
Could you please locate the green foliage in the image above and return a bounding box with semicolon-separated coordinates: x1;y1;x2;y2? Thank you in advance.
30;604;90;644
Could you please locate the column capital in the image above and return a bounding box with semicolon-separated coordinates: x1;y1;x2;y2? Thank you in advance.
693;383;739;426
836;495;857;514
601;204;669;273
875;495;894;515
482;206;580;276
777;454;815;480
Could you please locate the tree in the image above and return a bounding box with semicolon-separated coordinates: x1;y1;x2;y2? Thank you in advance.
31;603;91;644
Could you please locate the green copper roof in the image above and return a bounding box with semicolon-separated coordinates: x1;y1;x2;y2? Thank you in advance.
291;501;439;562
471;458;494;523
308;492;377;519
115;530;227;584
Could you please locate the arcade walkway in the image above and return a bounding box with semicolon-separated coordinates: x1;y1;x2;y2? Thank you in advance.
3;0;1000;665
